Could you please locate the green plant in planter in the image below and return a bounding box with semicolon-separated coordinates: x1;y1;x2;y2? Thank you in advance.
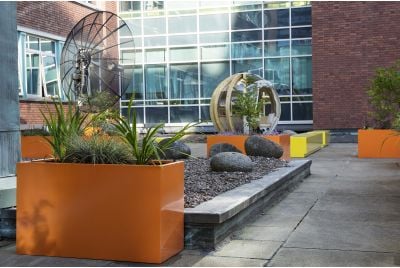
112;98;196;164
232;76;265;133
367;60;400;129
63;135;134;164
40;98;90;161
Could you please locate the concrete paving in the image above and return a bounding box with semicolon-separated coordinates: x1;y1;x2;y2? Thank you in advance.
1;143;400;266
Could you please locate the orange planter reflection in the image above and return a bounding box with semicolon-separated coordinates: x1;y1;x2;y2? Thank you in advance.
358;129;400;158
17;161;184;263
20;136;52;159
207;134;290;160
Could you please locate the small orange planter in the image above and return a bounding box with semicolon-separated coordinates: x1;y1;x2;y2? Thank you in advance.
358;129;400;158
207;134;290;160
16;161;184;263
20;136;53;159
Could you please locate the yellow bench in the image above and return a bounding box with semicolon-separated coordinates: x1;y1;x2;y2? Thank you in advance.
290;130;329;157
309;130;330;147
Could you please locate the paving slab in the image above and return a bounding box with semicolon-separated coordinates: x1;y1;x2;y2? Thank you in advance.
233;226;293;242
193;256;266;267
338;162;400;177
326;178;400;196
292;180;330;193
314;194;400;215
264;200;314;216
307;209;400;227
213;240;281;259
285;216;400;253
267;247;400;267
250;213;303;229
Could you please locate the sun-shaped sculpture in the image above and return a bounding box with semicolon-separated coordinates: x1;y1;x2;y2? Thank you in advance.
60;11;134;113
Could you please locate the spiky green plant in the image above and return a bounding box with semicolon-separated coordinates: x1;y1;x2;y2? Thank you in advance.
40;98;89;161
63;135;134;164
112;98;197;164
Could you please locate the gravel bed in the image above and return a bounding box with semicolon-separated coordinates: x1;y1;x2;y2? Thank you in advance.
184;156;288;208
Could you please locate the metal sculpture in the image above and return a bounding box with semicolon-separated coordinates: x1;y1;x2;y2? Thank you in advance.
60;11;134;113
210;73;281;134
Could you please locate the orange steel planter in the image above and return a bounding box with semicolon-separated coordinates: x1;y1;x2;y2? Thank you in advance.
207;134;290;160
20;136;52;159
358;129;400;158
16;161;184;263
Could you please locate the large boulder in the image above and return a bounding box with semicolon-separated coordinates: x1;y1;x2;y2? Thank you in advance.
209;143;242;157
158;138;191;159
210;152;254;172
244;135;283;159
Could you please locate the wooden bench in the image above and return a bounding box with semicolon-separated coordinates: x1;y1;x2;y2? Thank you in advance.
290;130;329;157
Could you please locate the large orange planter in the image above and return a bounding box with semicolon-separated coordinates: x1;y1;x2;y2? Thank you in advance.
358;129;400;158
20;136;52;159
16;161;184;263
207;134;290;160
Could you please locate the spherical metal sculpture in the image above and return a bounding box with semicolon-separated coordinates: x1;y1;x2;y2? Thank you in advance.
210;73;281;134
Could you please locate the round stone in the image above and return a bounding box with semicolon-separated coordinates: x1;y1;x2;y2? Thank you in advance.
209;143;242;157
244;135;283;159
158;138;191;159
210;152;254;172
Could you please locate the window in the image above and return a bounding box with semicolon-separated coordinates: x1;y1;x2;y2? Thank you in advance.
19;33;62;99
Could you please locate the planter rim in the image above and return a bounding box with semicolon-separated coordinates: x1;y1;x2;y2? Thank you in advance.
17;160;184;168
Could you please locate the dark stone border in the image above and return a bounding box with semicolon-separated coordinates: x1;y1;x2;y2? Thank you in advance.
184;159;312;249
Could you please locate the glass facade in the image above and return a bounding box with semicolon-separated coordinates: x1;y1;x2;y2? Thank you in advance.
119;1;312;126
18;32;63;99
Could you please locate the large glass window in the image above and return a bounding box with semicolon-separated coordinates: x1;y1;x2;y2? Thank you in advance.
264;58;290;95
168;16;197;33
291;7;311;26
232;59;262;75
199;13;229;32
292;57;312;95
264;28;289;40
201;61;229;98
231;10;262;30
170;47;197;62
292;39;312;55
145;65;167;99
199;32;229;44
145;107;168;123
170;106;199;123
231;30;262;42
120;1;141;12
232;42;262;58
118;2;313;125
122;66;143;100
21;34;61;98
169;34;197;46
169;63;198;99
201;44;229;60
264;41;290;57
264;9;289;28
143;17;166;35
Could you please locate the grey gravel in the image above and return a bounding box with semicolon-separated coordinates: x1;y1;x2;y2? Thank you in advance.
184;156;288;208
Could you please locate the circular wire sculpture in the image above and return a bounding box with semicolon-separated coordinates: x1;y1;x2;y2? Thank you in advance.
60;11;134;113
210;73;281;134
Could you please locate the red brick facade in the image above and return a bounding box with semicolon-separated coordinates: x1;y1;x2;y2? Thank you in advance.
17;1;117;126
312;2;400;129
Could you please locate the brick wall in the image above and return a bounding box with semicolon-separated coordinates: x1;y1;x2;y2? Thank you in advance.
312;2;400;129
17;1;117;126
